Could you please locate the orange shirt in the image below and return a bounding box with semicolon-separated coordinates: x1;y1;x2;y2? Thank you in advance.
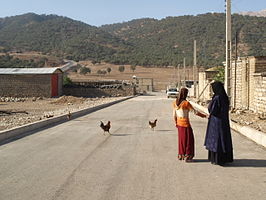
173;100;193;127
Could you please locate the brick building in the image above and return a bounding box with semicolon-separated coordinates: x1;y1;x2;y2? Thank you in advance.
0;68;63;97
231;56;266;113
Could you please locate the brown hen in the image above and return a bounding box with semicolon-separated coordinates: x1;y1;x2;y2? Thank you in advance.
100;121;111;135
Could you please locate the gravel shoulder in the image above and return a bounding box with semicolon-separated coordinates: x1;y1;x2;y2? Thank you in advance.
230;110;266;133
0;96;125;131
192;99;266;134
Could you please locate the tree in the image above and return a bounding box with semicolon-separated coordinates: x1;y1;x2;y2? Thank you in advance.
0;54;43;68
0;13;265;67
80;67;91;74
213;67;225;83
118;65;125;73
63;76;73;86
107;67;112;74
130;65;136;72
72;68;78;72
101;70;107;75
97;69;107;75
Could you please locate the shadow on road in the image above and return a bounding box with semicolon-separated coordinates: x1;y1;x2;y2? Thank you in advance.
139;93;156;96
187;159;266;167
111;133;132;136
192;159;209;163
225;159;266;167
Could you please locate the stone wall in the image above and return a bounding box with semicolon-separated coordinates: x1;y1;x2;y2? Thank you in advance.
135;78;154;92
231;56;266;113
63;86;134;98
253;73;266;113
0;74;51;97
231;58;248;109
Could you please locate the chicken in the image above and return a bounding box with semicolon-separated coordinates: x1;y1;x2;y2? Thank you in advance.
149;119;157;131
45;114;54;118
67;111;71;120
100;121;111;135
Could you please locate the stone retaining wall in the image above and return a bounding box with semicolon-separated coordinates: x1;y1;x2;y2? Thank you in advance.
63;86;134;97
253;74;266;113
231;56;266;113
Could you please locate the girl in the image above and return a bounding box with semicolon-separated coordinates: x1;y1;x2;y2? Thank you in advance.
173;88;207;162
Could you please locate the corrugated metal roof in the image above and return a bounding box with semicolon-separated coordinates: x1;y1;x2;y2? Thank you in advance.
0;68;62;74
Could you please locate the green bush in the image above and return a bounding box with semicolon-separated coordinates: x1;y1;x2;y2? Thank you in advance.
97;69;107;75
213;67;225;83
63;76;73;86
80;67;91;74
107;67;111;74
118;65;125;73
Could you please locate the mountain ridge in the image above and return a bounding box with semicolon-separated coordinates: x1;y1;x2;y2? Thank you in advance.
0;12;265;67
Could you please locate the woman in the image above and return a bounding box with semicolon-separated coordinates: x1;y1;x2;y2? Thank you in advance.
204;81;233;165
173;88;207;162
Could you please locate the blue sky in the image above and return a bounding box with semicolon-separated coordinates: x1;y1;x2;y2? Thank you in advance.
1;0;265;26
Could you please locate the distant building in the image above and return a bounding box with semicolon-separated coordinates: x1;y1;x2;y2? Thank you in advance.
198;67;219;101
133;77;154;92
0;68;63;97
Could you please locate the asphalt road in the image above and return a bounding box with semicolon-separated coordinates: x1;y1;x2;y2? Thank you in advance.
0;93;265;200
60;60;76;72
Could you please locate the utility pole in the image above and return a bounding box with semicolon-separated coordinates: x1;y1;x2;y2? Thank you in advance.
177;64;181;88
183;57;186;86
234;31;238;109
225;0;232;103
193;40;197;97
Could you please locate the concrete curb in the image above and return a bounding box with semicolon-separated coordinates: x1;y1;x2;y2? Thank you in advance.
189;101;266;148
0;96;134;143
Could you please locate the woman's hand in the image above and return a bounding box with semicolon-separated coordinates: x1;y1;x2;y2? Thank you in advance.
196;111;207;118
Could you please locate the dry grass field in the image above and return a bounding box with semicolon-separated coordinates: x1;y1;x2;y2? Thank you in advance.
68;61;197;91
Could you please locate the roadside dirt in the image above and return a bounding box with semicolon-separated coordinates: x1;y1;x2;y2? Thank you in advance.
230;110;266;133
198;101;266;133
0;96;125;131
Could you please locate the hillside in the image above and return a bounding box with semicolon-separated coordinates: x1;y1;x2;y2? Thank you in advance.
101;13;266;67
0;13;129;62
0;13;265;67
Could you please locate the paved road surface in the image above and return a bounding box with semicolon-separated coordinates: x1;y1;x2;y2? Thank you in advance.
0;93;265;200
60;60;76;72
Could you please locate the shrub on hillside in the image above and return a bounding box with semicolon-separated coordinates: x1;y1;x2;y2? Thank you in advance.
80;67;91;74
